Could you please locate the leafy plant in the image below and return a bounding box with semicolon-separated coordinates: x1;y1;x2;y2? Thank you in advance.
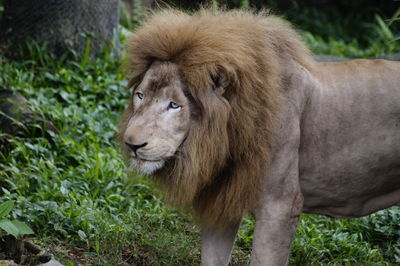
387;8;400;42
0;200;34;238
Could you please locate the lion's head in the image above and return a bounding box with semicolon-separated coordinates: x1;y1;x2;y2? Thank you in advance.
120;9;313;227
121;62;192;174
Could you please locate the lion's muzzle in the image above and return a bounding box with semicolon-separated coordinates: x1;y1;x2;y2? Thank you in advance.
124;141;148;156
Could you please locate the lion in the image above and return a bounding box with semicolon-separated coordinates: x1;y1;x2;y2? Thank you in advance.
119;9;400;266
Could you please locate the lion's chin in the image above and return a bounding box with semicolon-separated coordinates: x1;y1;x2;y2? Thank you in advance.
129;157;165;175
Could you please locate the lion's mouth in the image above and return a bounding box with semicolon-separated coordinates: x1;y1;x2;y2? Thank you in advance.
135;157;155;162
131;153;163;163
129;154;166;174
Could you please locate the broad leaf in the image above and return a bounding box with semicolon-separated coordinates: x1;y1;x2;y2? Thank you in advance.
0;219;34;238
0;200;14;218
0;219;19;237
9;220;34;235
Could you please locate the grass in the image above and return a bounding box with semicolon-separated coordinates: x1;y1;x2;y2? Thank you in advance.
1;6;400;265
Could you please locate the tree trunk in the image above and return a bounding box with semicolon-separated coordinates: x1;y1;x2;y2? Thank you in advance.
0;0;120;58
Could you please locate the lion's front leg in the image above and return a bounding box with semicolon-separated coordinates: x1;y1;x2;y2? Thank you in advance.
201;221;241;266
250;111;303;266
250;191;303;266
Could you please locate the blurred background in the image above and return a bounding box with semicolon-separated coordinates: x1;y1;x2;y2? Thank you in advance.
1;0;399;58
0;1;399;265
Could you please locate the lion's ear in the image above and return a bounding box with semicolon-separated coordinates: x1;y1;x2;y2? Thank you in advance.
211;73;226;96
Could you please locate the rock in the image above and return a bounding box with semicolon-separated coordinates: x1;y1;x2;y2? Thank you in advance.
314;55;348;62
0;260;18;266
374;53;400;61
0;236;63;266
314;53;400;62
40;258;64;266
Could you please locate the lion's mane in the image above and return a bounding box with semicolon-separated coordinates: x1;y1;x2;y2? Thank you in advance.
122;9;314;227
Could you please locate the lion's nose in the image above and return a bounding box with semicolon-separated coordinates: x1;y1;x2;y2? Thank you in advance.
125;142;148;154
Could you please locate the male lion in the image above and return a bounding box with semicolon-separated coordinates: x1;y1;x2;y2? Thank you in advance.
119;9;400;266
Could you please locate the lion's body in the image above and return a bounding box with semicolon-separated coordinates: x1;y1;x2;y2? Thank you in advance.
299;59;400;217
121;9;400;265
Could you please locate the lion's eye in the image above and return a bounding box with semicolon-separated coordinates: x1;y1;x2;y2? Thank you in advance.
169;101;180;109
136;92;144;100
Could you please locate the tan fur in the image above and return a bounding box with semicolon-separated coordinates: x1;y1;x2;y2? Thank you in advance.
121;9;315;227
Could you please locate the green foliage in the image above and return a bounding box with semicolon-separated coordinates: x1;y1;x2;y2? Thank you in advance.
0;0;3;15
293;212;400;264
302;8;400;58
258;2;400;57
234;211;400;264
303;31;398;58
120;0;147;30
0;42;199;264
388;8;400;33
0;200;34;238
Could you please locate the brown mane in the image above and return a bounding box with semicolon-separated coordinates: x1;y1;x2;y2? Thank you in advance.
122;9;314;227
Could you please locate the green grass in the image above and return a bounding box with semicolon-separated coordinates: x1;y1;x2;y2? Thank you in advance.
0;9;400;265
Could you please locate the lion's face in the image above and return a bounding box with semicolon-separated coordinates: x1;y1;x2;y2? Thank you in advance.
122;62;192;174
